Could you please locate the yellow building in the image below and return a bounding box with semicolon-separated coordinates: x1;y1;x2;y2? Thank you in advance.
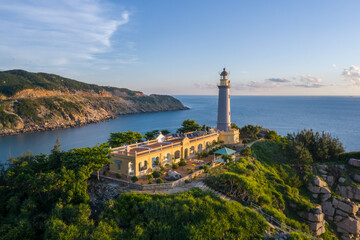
109;68;241;177
110;131;219;177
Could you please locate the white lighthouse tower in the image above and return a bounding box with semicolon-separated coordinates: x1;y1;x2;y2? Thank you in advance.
217;68;240;144
217;68;231;131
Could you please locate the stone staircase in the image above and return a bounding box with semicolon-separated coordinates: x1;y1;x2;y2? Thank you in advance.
194;181;232;201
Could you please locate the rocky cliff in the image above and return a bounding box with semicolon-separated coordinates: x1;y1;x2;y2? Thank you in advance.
306;159;360;240
0;70;188;136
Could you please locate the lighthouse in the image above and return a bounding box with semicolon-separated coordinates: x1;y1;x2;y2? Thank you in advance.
217;68;231;131
217;68;240;144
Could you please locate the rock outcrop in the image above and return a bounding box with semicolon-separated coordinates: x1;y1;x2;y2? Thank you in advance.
309;165;360;240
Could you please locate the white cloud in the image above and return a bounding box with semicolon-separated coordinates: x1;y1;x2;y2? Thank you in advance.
0;0;131;69
342;65;360;86
294;75;324;88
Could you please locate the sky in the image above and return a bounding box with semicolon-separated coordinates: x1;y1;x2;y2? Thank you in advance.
1;0;360;95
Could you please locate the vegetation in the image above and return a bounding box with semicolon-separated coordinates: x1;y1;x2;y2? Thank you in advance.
177;119;201;133
108;130;143;148
0;106;18;129
152;171;161;178
160;129;170;135
0;69;142;97
101;190;269;239
0;142;111;239
156;178;164;184
240;124;262;143
179;159;186;166
286;129;345;164
144;130;159;140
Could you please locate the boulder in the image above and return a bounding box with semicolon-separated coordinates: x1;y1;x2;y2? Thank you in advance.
333;198;340;208
334;215;344;222
314;176;328;187
348;158;360;168
314;225;326;236
322;201;335;216
338;200;359;215
319;169;328;175
298;211;324;222
321;193;331;202
308;220;325;231
312;193;319;198
336;209;350;217
337;217;360;235
320;187;331;194
166;170;181;181
308;182;321;193
326;175;335;187
351;173;360;183
339;177;346;183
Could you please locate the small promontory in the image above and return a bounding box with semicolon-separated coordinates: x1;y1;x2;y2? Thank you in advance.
0;69;188;136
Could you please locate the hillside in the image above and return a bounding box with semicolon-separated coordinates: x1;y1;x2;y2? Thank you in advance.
0;70;188;136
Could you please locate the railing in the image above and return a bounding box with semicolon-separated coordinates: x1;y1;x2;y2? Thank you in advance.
248;202;320;240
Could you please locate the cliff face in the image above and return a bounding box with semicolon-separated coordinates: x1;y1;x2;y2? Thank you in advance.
0;70;188;136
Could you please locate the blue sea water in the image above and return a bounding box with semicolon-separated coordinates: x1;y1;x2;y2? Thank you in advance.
0;95;359;163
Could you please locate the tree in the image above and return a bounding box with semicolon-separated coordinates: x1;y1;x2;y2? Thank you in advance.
177;119;201;133
240;124;262;141
201;124;211;131
108;130;143;148
160;129;170;135
231;123;239;130
51;137;61;154
144;130;159;141
241;147;252;157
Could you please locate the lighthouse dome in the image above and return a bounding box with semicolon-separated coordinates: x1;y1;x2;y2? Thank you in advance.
220;68;228;76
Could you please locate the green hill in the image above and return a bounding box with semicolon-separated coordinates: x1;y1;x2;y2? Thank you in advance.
0;70;188;135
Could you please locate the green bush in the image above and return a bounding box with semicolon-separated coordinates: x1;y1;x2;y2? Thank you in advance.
185;179;191;184
116;173;122;178
156;178;164;184
131;176;138;182
146;174;153;180
103;171;109;176
152;171;160;178
172;163;179;169
338;151;360;163
179;159;186;166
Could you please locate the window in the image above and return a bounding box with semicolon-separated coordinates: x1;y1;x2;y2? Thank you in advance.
115;160;121;170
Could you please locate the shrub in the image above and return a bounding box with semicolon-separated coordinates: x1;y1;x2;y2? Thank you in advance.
116;173;122;178
146;174;153;180
203;165;210;173
131;176;138;182
103;171;109;176
160;166;165;171
241;146;252;157
148;179;153;184
172;163;179;169
165;164;170;167
185;179;191;184
152;171;160;178
156;178;164;184
179;159;186;166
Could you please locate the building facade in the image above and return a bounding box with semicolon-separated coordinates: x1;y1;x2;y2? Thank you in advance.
109;131;219;177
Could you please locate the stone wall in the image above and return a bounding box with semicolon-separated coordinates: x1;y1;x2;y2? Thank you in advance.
99;169;205;191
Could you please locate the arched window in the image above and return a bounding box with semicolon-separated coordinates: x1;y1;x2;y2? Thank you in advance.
198;144;203;152
174;150;181;159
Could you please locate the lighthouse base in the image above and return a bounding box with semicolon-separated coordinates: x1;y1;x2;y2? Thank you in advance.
219;129;240;145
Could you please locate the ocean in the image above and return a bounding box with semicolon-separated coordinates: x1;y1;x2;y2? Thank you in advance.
0;95;359;163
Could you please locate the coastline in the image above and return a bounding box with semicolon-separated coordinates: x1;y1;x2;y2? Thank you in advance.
0;107;189;137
